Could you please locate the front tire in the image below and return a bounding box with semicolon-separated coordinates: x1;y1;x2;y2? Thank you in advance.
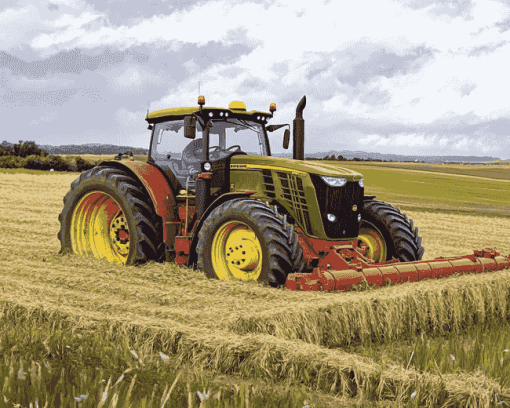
359;199;425;263
196;199;304;287
58;166;164;265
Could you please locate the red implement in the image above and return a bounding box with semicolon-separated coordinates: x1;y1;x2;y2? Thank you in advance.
285;247;510;292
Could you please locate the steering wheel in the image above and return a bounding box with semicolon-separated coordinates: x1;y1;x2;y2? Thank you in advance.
226;145;241;152
209;146;222;152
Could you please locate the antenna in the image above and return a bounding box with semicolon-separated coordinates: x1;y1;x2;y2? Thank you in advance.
146;101;150;116
199;81;200;95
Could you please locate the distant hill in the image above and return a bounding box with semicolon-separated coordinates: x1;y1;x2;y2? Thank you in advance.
0;141;500;163
275;150;500;164
0;142;148;155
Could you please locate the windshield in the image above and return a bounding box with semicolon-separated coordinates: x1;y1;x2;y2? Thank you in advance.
150;118;269;161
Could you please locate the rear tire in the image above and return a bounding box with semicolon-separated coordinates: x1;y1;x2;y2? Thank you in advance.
196;198;304;287
360;199;425;262
58;166;164;265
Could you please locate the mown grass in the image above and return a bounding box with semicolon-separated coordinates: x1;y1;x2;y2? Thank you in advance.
3;163;510;406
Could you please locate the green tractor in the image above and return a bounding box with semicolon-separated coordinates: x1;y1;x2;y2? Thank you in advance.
58;95;424;287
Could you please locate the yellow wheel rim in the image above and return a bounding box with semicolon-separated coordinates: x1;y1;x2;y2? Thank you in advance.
211;221;263;281
70;191;130;264
358;221;387;263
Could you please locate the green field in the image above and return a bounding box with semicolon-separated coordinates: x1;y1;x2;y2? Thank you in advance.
320;161;510;218
2;163;510;407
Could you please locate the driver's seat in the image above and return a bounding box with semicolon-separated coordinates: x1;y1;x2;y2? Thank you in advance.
181;138;203;170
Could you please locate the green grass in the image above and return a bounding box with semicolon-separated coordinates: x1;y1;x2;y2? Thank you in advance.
0;302;311;408
322;161;510;217
344;320;510;390
335;161;510;181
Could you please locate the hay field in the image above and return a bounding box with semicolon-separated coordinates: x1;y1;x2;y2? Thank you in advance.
2;168;510;406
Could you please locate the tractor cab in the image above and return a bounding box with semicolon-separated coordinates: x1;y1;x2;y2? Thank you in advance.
146;98;276;191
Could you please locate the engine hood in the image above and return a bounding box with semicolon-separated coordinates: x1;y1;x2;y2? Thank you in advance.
230;155;363;181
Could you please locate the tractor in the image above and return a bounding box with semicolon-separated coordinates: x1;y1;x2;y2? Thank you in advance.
58;96;510;291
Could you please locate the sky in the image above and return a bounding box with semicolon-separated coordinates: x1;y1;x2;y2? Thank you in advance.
1;0;510;158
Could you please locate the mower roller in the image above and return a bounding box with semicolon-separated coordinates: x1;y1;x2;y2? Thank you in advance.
57;95;510;292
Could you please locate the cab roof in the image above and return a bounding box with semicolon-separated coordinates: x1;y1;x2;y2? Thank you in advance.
145;106;274;125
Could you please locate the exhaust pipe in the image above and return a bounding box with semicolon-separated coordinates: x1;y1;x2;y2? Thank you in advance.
293;96;306;160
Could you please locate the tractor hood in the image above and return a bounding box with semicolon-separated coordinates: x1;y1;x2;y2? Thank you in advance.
230;155;363;181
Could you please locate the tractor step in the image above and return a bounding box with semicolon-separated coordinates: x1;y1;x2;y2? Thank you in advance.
285;248;510;292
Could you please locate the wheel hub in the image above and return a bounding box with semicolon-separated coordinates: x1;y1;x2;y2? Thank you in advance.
212;221;263;281
358;221;387;263
110;213;130;255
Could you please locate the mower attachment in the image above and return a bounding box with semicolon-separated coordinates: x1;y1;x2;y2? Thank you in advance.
285;247;510;292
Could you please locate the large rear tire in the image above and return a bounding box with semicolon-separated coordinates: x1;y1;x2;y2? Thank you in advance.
58;166;164;265
196;198;304;287
359;199;425;263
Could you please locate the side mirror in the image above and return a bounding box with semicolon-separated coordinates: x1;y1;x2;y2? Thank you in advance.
184;116;196;139
283;129;290;149
266;124;287;133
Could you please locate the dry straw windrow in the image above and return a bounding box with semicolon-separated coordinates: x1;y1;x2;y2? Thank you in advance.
0;299;507;407
228;270;510;347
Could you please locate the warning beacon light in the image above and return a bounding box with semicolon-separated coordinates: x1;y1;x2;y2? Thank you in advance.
198;95;205;106
269;103;276;113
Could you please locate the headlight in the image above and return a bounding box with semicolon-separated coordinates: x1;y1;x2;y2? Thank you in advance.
320;176;348;187
358;178;364;188
203;162;212;171
327;213;336;222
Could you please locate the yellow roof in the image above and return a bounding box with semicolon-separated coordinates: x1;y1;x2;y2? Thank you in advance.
146;106;273;122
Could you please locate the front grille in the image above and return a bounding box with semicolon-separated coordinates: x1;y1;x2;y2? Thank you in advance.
262;169;276;198
277;172;312;234
310;175;363;239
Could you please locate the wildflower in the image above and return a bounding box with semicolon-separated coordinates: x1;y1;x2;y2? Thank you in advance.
160;352;169;361
66;346;70;349
505;349;510;352
498;402;503;405
411;392;416;399
74;395;88;402
197;390;211;401
162;395;169;407
130;350;138;359
450;355;455;361
102;391;107;402
18;369;25;380
115;375;123;385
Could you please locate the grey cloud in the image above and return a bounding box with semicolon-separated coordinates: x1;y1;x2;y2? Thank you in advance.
405;0;475;19
239;77;264;92
301;113;510;157
496;17;510;33
0;48;149;78
85;0;232;25
468;41;508;57
307;67;328;80
0;1;18;12
48;3;58;11
336;45;434;86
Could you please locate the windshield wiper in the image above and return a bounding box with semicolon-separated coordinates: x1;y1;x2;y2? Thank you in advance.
224;119;257;132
